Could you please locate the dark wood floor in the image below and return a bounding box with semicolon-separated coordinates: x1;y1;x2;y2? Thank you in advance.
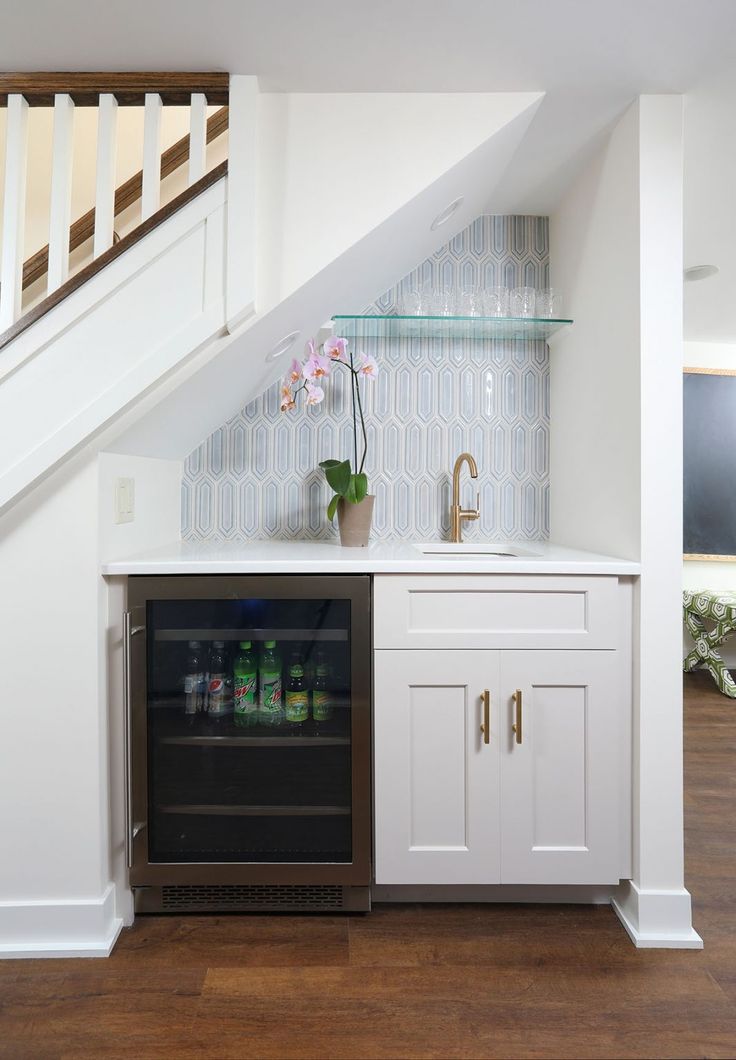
1;672;734;1060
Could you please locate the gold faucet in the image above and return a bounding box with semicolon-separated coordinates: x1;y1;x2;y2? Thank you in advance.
451;452;480;543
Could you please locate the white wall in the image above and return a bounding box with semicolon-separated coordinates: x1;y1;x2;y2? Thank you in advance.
549;105;641;560
258;93;543;306
0;446;180;957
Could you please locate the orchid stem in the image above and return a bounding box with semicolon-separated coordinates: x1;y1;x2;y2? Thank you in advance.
349;350;358;471
354;373;368;475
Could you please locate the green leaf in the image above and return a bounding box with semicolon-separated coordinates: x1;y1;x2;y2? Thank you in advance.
343;472;369;505
318;459;341;470
327;494;340;522
345;476;358;504
354;472;368;503
324;459;351;496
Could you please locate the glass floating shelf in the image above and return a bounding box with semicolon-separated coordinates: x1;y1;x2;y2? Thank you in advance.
332;314;573;343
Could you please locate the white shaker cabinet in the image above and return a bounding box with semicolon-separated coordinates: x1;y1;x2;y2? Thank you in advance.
373;574;630;888
498;649;621;884
373;649;501;885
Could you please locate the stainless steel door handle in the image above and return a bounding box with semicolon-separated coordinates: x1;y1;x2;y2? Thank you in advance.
123;611;145;869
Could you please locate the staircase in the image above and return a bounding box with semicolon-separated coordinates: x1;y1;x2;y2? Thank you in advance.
0;75;544;514
0;72;256;513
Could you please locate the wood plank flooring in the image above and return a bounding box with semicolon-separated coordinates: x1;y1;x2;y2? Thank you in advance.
0;671;734;1059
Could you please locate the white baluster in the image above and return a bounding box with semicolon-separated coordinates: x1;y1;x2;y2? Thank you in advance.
93;93;118;258
188;93;207;186
141;92;162;221
0;93;29;330
47;93;75;294
226;76;258;330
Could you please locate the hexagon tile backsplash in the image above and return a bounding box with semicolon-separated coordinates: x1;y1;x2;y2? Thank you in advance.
182;214;550;544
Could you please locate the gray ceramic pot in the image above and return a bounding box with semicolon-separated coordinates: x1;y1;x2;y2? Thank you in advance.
337;495;375;547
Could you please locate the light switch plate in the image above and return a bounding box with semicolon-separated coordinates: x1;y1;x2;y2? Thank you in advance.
115;477;135;524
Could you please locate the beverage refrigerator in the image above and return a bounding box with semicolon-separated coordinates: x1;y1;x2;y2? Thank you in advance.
124;575;371;912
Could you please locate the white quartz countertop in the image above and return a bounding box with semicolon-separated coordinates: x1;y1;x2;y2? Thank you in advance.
101;539;640;576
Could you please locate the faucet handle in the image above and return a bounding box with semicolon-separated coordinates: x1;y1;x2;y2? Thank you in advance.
476;489;480;514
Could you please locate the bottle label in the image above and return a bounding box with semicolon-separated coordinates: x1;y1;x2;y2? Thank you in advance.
260;673;282;719
285;690;309;723
312;690;334;722
208;675;230;716
234;674;257;716
184;672;204;714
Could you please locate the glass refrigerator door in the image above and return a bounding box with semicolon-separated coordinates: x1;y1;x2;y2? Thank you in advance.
144;594;354;864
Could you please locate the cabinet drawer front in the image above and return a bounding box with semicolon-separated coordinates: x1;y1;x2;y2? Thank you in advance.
373;575;620;649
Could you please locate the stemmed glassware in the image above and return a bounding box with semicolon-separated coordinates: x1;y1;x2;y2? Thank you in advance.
396;283;563;318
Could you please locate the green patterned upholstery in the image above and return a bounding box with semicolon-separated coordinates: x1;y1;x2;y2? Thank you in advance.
683;589;736;697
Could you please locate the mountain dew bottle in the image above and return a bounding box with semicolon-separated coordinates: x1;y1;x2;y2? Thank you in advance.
233;641;258;728
259;641;283;726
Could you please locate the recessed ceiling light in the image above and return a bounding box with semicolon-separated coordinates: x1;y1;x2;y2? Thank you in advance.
431;197;464;231
266;331;300;361
684;264;719;282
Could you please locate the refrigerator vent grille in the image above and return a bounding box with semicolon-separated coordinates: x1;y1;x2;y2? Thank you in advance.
160;884;344;911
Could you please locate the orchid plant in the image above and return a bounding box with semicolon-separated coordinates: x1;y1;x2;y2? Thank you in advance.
280;336;378;521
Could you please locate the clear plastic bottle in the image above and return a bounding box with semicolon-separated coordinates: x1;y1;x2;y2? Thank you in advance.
184;640;205;719
258;641;283;726
207;641;232;721
233;641;258;728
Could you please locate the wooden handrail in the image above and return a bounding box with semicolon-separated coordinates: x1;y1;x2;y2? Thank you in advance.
0;72;229;107
22;106;229;290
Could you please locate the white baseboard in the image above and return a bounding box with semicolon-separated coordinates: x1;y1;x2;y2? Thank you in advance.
0;883;124;959
612;880;703;949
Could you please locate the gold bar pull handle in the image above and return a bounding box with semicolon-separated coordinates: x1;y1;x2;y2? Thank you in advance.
480;689;490;744
512;689;523;744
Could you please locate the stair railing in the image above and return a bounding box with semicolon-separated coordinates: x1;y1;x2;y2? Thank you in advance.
0;73;230;342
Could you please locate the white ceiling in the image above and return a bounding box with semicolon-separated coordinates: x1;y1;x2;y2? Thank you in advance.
4;0;736;340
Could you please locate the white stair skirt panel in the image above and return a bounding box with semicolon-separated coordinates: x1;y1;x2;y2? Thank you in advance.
0;884;123;959
0;179;228;515
612;880;703;949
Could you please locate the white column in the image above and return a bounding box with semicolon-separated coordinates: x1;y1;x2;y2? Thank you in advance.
47;93;75;293
612;95;701;949
225;75;258;331
141;93;162;221
188;92;207;186
93;93;118;258
0;93;29;330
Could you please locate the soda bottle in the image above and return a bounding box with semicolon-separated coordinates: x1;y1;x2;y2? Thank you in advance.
233;641;258;728
259;641;283;726
184;640;205;718
207;641;232;721
312;652;335;732
285;655;309;729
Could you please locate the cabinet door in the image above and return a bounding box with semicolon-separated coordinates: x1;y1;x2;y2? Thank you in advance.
374;649;500;885
499;650;621;884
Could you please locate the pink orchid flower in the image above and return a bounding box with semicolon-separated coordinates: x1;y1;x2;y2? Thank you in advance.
303;351;331;381
357;352;379;377
324;336;348;360
305;382;325;405
288;358;302;384
280;384;295;412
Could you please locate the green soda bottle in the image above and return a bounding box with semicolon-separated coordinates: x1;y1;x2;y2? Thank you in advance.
312;652;335;733
233;641;258;728
285;656;309;729
259;641;283;726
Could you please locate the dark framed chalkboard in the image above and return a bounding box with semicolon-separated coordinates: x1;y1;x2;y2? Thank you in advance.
684;367;736;560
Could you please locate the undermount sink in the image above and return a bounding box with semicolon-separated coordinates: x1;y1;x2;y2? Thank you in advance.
414;542;542;558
